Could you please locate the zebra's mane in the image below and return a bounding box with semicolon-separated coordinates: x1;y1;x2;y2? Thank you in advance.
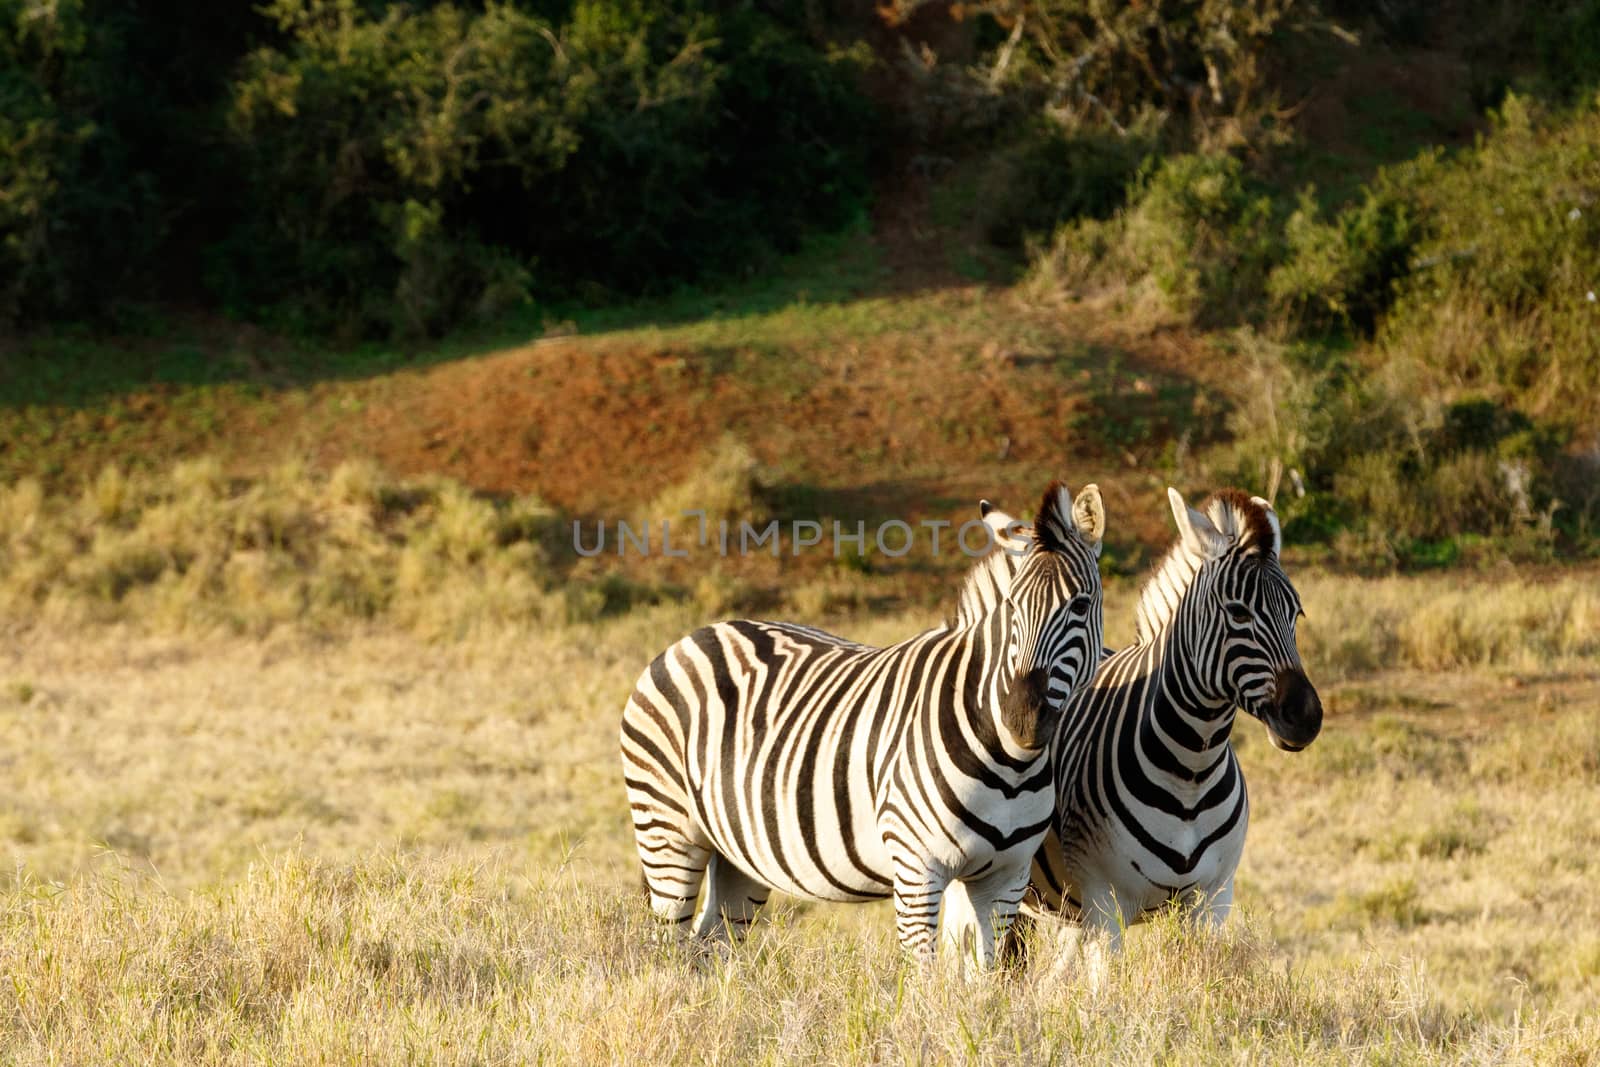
1132;489;1278;645
951;537;1023;628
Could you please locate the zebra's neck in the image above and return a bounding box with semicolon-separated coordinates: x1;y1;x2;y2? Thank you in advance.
1140;598;1239;775
951;546;1016;629
1133;542;1206;646
971;604;1041;767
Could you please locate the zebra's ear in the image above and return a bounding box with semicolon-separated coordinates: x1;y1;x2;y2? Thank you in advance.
1250;495;1282;558
1168;486;1228;560
1034;480;1098;554
1071;483;1105;554
981;501;1029;554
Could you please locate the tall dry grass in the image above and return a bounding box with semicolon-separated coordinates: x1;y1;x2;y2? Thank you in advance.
3;849;1597;1064
1294;572;1598;678
0;606;1595;1061
0;457;574;637
1092;569;1599;681
2;462;1599;1061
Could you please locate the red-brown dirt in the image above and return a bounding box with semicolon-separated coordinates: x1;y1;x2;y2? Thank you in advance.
294;287;1221;558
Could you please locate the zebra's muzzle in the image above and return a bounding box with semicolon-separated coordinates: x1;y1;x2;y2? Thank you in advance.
1264;667;1322;751
1000;666;1057;751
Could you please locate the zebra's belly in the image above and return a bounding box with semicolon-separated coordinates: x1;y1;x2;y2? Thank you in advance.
687;766;897;903
1043;812;1247;921
687;770;1054;904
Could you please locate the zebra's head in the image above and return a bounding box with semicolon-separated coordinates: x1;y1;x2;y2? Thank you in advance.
991;480;1106;751
1162;487;1323;752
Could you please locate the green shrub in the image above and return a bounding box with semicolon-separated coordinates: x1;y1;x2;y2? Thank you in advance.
1303;96;1600;552
1035;153;1281;322
213;0;874;337
1268;181;1420;336
1376;94;1600;427
967;124;1155;250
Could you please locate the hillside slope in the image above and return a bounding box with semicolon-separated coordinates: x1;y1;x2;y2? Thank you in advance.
3;282;1228;563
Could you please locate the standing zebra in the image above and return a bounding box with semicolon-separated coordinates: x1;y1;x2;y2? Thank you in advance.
943;487;1322;961
619;481;1106;966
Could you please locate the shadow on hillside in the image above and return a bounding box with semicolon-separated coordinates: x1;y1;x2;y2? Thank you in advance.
0;223;993;412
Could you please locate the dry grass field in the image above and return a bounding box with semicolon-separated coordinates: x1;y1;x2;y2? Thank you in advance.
9;3;1600;1059
1;539;1597;1062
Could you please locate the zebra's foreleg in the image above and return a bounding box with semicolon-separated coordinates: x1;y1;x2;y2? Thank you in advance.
937;878;980;963
1076;886;1126;992
1194;877;1235;929
893;868;949;965
956;866;1031;971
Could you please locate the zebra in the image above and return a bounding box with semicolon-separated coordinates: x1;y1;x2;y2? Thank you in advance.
619;480;1107;967
942;487;1322;965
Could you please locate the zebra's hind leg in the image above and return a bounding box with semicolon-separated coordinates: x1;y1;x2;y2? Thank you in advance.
634;828;712;941
693;851;770;945
622;714;711;942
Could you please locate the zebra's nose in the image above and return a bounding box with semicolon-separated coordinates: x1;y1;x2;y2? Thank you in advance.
1269;668;1322;750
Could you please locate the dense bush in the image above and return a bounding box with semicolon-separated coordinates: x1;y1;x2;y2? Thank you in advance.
211;0;874;336
1259;93;1600;424
1378;95;1600;428
1;0;873;336
1211;335;1570;564
1267;182;1419;336
0;0;159;323
1034;153;1280;322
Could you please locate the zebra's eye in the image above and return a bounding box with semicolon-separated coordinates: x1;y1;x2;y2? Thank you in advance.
1225;601;1253;625
1067;595;1092;618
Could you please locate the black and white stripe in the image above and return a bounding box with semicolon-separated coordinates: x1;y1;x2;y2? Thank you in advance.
620;481;1107;965
946;487;1322;957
